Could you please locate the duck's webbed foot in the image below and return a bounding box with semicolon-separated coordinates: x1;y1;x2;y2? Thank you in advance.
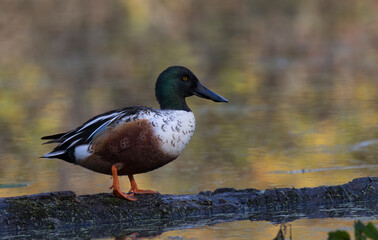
128;174;160;195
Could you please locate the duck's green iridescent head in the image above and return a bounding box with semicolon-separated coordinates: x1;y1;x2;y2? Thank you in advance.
155;66;228;111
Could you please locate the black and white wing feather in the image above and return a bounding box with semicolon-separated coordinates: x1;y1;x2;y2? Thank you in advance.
41;106;156;162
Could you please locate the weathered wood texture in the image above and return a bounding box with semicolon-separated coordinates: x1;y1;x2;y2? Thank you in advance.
0;177;376;238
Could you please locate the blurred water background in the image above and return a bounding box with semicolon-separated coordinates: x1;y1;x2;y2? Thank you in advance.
0;1;377;239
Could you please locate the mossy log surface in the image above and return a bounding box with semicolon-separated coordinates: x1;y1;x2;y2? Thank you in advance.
0;177;377;238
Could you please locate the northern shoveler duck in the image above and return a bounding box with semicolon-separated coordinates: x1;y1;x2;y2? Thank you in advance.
42;66;228;201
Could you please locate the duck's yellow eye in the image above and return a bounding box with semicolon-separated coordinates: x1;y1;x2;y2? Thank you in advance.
182;76;188;81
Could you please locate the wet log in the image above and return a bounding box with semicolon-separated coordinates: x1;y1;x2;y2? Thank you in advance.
0;177;377;238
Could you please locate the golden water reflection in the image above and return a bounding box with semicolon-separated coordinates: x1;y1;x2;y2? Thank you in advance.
154;218;377;240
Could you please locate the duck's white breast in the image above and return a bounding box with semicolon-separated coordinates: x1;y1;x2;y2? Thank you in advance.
141;110;195;157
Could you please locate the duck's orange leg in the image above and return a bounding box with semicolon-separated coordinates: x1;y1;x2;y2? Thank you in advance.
128;174;159;195
109;164;137;201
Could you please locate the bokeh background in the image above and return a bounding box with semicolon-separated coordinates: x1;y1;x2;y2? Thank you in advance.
0;0;377;239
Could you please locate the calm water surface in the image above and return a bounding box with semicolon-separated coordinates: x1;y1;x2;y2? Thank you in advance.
0;1;377;239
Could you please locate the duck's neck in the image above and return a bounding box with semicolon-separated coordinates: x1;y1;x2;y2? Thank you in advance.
158;96;191;111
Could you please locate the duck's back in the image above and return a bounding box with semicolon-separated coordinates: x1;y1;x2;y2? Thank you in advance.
42;106;195;175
